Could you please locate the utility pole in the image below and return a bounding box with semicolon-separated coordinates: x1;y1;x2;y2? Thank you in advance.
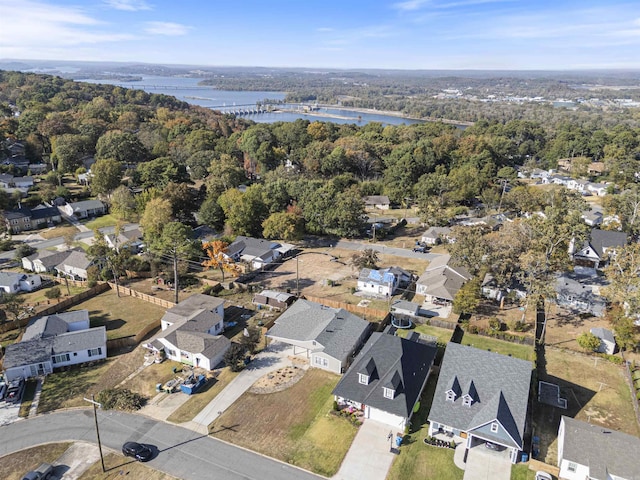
84;395;105;473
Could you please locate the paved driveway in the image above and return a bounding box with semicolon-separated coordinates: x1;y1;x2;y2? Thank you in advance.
0;400;21;426
463;445;512;480
334;420;397;480
186;342;298;433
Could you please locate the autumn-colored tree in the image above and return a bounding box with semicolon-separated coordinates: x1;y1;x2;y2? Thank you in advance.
202;240;242;282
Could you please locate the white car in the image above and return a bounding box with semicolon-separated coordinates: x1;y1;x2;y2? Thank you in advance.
535;472;553;480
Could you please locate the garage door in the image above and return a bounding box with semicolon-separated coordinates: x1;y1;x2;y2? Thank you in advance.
367;407;406;429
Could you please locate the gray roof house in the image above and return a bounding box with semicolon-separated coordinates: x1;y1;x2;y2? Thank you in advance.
61;199;106;219
555;274;606;317
428;343;532;464
252;289;296;310
148;294;229;371
22;250;73;274
573;229;628;270
266;299;371;374
558;416;640;480
0;271;41;293
225;235;294;270
590;327;616;354
55;250;93;281
332;331;437;429
2;310;106;382
357;266;411;298
363;195;391;210
416;255;472;304
421;226;452;245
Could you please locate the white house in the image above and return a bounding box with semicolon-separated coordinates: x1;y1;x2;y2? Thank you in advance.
357;266;411;298
557;416;640;480
55;250;93;281
22;250;73;274
416;255;472;305
147;294;230;371
0;271;41;293
2;310;107;382
225;236;294;270
421;226;452;245
333;332;437;429
266;299;371;375
60;200;106;219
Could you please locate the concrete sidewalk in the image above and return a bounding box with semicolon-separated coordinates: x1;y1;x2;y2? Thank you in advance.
334;420;397;480
184;343;297;434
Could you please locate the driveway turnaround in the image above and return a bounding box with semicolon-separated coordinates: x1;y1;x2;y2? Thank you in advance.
57;442;101;480
187;343;297;433
0;410;322;480
463;445;512;480
334;419;397;480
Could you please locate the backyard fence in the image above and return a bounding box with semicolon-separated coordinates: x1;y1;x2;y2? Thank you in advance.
425;318;458;330
107;283;176;309
302;294;389;320
621;351;640;427
0;282;110;334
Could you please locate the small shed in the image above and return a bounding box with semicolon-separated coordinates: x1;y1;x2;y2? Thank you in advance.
252;290;296;310
590;327;616;354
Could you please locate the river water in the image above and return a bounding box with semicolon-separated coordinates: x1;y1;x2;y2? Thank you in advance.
78;75;423;126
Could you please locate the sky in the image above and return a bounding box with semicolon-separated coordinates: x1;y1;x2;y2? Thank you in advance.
1;0;640;70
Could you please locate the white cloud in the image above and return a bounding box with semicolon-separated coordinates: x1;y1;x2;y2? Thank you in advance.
393;0;429;11
0;0;136;51
144;21;191;36
103;0;152;11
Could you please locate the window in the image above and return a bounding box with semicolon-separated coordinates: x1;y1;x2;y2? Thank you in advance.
446;390;456;402
358;373;369;385
87;347;102;357
383;387;394;399
462;395;472;407
567;462;577;473
52;353;70;364
314;356;328;367
490;422;499;433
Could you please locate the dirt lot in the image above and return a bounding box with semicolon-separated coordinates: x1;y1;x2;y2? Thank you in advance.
533;346;640;464
543;303;614;351
246;247;429;310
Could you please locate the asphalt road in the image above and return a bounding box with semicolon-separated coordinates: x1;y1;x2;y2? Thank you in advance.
0;410;323;480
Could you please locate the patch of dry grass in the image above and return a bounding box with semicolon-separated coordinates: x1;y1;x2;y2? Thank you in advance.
38;225;79;240
0;443;71;480
78;452;178;480
533;347;640;464
209;369;357;477
167;368;239;424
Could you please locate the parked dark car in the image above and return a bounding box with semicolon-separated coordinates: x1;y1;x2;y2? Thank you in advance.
122;441;153;462
21;463;53;480
485;441;505;451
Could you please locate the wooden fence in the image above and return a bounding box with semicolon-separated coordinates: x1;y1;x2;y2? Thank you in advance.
107;283;176;309
302;295;389;320
0;283;111;334
622;352;640;427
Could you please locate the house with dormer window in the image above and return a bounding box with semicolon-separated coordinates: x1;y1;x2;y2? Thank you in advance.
428;343;532;464
332;331;437;429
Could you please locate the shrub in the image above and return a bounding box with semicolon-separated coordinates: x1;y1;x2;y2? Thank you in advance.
333;400;339;411
468;325;479;334
96;388;145;411
44;286;61;300
577;332;601;352
509;320;528;332
488;318;502;332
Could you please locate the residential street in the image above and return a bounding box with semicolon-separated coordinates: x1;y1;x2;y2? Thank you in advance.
333;239;442;260
0;410;323;480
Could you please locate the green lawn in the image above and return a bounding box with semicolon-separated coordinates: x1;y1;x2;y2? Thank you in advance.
84;214;118;230
68;290;166;340
387;372;464;480
511;464;536;480
461;332;535;362
407;323;456;344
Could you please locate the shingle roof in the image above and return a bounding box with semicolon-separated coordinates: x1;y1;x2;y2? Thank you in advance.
52;327;106;354
162;294;224;325
0;271;25;287
57;250;91;270
165;329;230;358
29;206;59;220
560;416;640;480
585;229;628;258
363;195;390;205
226;236;281;260
33;250;73;269
22;310;90;341
68;200;105;212
428;343;532;449
422;226;452;239
267;299;371;363
332;332;437;418
590;327;615;344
